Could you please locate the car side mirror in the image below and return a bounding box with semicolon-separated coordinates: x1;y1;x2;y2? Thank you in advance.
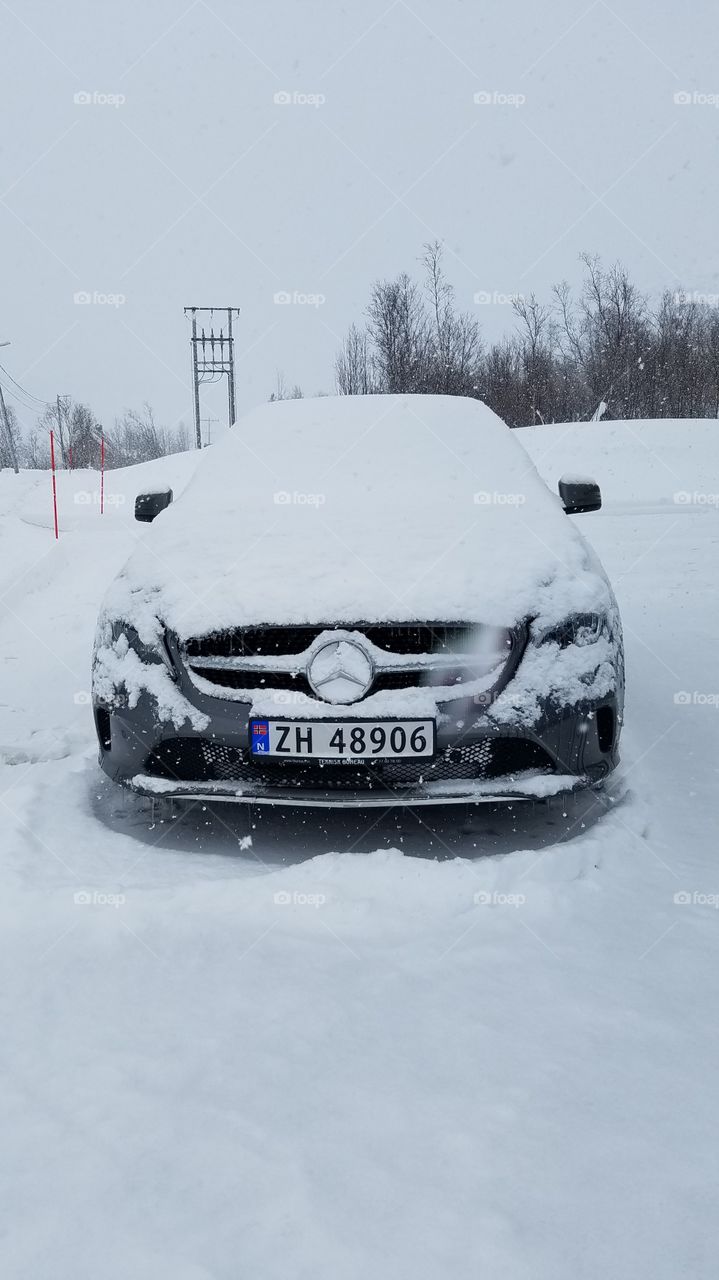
135;488;173;522
558;475;601;515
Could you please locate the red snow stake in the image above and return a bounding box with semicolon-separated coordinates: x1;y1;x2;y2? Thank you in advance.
50;430;59;540
100;434;105;515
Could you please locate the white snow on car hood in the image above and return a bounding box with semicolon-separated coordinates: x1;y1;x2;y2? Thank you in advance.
102;395;611;640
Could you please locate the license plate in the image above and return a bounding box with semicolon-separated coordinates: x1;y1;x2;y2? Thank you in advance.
249;718;435;760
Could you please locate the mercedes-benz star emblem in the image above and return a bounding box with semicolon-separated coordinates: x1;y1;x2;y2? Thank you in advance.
307;639;374;704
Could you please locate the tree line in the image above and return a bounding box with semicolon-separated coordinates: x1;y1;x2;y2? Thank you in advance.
3;246;718;475
335;245;719;425
0;400;190;471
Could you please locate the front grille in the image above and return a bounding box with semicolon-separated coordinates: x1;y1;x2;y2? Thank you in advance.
185;622;479;660
183;621;520;702
145;737;553;791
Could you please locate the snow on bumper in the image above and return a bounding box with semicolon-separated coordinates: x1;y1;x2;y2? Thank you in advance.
128;769;590;807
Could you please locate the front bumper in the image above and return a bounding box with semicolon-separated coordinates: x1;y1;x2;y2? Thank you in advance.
94;682;620;808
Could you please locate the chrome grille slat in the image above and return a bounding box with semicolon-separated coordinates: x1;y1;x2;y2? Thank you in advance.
188;668;438;695
187;650;490;673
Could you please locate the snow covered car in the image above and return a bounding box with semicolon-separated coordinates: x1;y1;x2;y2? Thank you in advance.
92;394;624;807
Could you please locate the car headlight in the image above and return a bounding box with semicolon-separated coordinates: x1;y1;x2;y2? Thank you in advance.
534;613;606;648
110;620;177;678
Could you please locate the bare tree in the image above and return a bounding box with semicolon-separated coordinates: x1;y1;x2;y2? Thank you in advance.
105;404;190;468
21;423;52;469
365;272;432;393
336;324;374;395
269;370;305;401
0;398;20;470
336;244;481;398
421;241;482;395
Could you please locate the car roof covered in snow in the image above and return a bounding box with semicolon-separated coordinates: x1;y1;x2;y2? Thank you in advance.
103;394;612;639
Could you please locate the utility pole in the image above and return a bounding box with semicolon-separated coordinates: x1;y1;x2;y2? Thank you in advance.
189;309;202;450
183;307;240;448
227;309;236;427
0;381;19;473
0;341;18;473
55;394;70;467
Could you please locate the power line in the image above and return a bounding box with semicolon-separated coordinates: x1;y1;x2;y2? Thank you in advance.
0;361;50;409
0;376;45;415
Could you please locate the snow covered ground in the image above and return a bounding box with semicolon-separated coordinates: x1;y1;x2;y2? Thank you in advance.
1;417;718;1279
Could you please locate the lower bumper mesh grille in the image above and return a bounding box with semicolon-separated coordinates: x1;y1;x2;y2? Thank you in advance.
145;737;554;791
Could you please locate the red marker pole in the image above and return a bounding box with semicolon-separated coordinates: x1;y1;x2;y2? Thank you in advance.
100;433;105;515
50;430;59;540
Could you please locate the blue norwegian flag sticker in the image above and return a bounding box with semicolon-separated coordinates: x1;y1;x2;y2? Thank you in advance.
251;720;270;754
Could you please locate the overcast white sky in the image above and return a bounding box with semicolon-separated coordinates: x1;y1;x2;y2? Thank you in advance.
1;0;717;437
